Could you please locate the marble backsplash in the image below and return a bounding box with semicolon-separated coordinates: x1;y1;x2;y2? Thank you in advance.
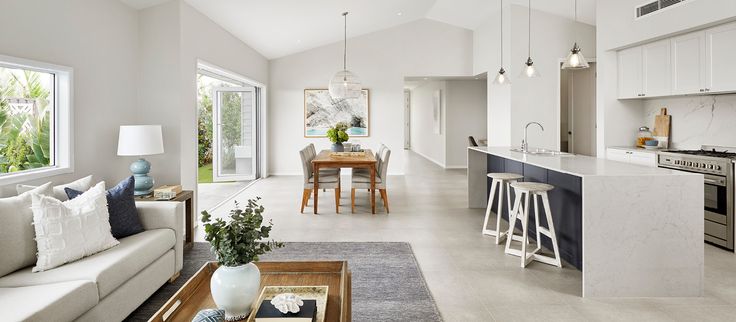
644;94;736;150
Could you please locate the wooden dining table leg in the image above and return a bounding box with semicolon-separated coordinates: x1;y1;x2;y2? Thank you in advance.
370;165;376;214
313;163;319;214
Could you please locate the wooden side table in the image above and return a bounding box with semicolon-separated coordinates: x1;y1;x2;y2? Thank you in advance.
136;190;195;249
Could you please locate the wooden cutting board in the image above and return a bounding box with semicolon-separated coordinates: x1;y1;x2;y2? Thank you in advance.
653;108;671;148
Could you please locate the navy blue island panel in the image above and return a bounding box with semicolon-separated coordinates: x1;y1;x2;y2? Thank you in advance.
487;154;583;270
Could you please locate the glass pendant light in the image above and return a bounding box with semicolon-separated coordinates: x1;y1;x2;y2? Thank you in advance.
493;0;511;85
561;0;589;70
520;0;540;78
329;12;362;99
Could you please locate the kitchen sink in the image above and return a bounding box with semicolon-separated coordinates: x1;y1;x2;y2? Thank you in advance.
509;148;571;156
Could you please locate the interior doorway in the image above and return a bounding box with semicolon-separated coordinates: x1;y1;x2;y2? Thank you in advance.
196;62;263;213
559;62;597;156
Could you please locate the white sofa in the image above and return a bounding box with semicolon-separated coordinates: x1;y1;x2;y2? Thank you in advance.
0;201;184;322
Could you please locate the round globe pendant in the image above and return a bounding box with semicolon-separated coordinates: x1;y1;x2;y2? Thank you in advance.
329;70;362;99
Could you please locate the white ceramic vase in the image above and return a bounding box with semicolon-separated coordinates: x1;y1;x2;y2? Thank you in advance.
210;263;261;321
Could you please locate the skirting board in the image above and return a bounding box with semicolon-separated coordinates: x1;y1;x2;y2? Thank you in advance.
411;150;446;169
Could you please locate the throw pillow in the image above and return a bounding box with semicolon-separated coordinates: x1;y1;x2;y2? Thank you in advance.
31;182;119;272
16;175;94;201
0;183;53;277
65;176;143;239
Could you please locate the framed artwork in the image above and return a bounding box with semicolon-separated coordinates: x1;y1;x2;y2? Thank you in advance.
304;89;369;137
433;89;441;134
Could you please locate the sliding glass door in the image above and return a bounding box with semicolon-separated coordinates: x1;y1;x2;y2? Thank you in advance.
212;86;257;182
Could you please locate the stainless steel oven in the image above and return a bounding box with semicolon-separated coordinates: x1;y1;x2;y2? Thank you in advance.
658;146;735;250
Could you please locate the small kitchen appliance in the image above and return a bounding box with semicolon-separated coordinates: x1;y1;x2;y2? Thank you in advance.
658;145;735;250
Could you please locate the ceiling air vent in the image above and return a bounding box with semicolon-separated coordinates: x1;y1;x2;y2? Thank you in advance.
636;0;688;18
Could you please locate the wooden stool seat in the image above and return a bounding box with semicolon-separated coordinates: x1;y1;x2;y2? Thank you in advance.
509;182;554;192
482;172;523;244
505;181;562;268
487;173;524;180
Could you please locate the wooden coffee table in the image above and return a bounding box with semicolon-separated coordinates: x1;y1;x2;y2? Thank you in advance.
149;261;351;322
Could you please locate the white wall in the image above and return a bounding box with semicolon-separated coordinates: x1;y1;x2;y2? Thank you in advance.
137;0;182;188
509;5;595;150
474;5;595;150
409;81;446;167
268;19;474;175
596;0;736;156
644;94;736;149
138;0;269;196
474;9;512;147
0;0;139;195
445;80;487;168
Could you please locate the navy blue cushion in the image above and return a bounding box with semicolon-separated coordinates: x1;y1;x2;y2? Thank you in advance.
66;176;143;239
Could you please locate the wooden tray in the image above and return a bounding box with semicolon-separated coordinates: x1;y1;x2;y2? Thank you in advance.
149;261;351;322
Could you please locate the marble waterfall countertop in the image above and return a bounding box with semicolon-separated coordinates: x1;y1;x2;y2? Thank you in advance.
468;146;704;297
469;146;695;177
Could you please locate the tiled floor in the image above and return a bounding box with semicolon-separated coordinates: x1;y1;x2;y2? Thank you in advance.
195;150;736;321
197;181;252;213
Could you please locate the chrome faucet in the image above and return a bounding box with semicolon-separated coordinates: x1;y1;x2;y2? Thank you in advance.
522;122;544;152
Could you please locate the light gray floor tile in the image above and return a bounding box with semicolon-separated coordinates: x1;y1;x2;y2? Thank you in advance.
194;150;736;321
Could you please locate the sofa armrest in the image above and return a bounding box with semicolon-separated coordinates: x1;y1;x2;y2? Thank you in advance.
135;201;184;272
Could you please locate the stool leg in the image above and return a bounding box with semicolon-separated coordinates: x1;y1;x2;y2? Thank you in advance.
542;192;562;267
519;192;531;268
505;190;523;254
533;193;541;249
482;179;499;236
494;180;506;244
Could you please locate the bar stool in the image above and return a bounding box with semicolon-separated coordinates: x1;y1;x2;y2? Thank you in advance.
504;181;561;268
482;172;523;244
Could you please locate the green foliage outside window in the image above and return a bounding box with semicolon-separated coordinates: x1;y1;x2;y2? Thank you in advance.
0;69;52;173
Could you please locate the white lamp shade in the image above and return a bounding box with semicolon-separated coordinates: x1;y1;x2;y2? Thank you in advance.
117;125;164;156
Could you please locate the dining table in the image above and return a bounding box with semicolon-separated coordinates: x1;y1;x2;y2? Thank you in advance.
312;149;377;214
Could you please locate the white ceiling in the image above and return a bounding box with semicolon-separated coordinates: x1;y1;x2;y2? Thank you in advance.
119;0;596;59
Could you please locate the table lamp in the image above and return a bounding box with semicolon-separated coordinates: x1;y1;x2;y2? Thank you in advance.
117;125;164;196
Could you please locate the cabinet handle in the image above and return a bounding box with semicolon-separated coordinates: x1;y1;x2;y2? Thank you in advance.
706;88;710;92
700;89;705;92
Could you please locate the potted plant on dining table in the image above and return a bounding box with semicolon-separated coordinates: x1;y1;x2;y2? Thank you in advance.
202;197;283;321
327;121;350;152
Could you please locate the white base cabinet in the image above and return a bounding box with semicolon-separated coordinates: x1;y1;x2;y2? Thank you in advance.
606;147;657;167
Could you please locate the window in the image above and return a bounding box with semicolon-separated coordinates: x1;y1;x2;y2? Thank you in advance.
0;55;72;184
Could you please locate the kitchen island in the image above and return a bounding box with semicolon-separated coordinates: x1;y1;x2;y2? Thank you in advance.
468;146;703;298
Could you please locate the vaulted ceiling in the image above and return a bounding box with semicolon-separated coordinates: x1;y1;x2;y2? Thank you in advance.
119;0;596;59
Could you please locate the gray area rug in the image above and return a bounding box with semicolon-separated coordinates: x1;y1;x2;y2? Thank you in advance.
126;242;442;322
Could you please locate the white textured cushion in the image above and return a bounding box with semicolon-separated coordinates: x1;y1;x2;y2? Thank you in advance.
0;229;175;298
0;183;53;277
31;182;119;272
17;175;94;201
0;280;98;322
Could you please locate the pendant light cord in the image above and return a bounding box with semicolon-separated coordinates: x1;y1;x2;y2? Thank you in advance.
500;0;503;64
343;12;348;71
528;0;531;58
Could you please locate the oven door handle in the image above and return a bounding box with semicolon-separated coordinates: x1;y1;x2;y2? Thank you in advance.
704;176;726;186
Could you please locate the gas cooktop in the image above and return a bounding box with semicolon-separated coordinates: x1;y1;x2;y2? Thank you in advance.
664;149;736;159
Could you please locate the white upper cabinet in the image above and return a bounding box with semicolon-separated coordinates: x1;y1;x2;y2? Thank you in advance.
618;21;736;99
671;31;706;95
642;39;671;97
618;46;643;99
706;21;736;93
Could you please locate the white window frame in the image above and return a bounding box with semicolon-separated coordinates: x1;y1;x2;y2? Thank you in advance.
0;54;73;185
